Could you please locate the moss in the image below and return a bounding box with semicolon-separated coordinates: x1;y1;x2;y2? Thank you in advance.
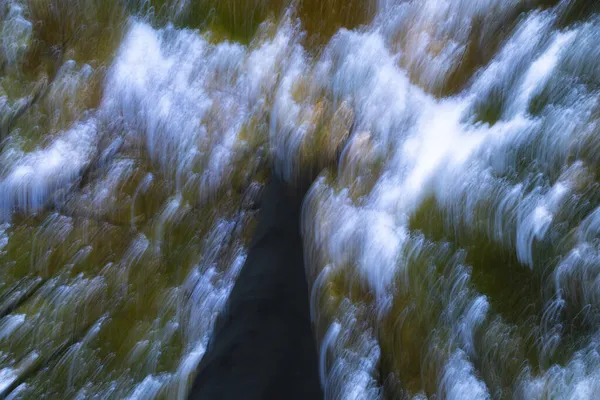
126;0;285;44
297;0;375;49
24;0;126;73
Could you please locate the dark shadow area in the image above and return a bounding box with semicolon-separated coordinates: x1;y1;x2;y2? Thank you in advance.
188;177;323;400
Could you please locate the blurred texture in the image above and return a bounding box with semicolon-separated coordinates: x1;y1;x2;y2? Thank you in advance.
0;0;600;399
